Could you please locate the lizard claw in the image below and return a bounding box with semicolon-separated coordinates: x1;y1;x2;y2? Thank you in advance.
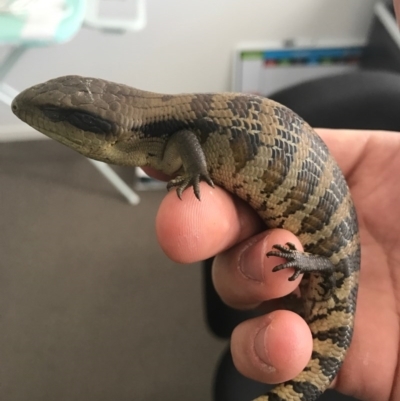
267;242;304;281
167;173;214;200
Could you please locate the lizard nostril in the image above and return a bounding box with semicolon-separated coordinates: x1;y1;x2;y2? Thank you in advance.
11;102;18;113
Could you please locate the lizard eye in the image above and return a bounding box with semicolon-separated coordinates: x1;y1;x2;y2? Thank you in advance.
66;111;115;135
69;112;97;128
41;106;65;122
40;106;115;136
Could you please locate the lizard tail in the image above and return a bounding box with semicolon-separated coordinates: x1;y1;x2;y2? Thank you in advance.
252;269;359;401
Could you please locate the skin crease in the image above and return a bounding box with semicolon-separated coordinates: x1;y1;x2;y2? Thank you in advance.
149;4;400;396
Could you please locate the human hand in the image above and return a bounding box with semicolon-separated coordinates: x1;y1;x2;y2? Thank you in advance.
151;129;400;401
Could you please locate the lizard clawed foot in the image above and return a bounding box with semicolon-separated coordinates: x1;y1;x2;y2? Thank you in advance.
167;172;214;200
267;242;337;285
267;242;306;281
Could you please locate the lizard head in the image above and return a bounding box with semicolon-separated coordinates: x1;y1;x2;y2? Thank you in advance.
12;75;147;166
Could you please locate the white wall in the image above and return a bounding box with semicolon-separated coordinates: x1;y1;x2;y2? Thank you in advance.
0;0;380;138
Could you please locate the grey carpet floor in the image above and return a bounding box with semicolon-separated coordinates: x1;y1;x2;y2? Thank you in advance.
0;140;226;401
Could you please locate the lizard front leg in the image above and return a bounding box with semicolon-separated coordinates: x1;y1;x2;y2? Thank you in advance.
162;129;214;200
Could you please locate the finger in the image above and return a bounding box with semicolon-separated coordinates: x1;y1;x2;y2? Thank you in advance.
315;129;371;177
316;129;400;191
212;229;303;309
141;166;170;182
231;311;312;384
156;182;264;263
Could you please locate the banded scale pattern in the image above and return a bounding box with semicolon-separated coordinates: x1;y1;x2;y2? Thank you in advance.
12;76;360;401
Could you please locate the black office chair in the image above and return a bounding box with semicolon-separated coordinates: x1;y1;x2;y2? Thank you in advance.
205;69;400;401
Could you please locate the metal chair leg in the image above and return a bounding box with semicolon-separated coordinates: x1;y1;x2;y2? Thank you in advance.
88;159;140;205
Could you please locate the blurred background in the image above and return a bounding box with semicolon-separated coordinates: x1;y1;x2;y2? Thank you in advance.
0;0;384;135
0;1;399;400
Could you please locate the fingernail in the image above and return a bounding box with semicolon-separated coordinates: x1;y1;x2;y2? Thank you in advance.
239;236;266;282
254;325;274;367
